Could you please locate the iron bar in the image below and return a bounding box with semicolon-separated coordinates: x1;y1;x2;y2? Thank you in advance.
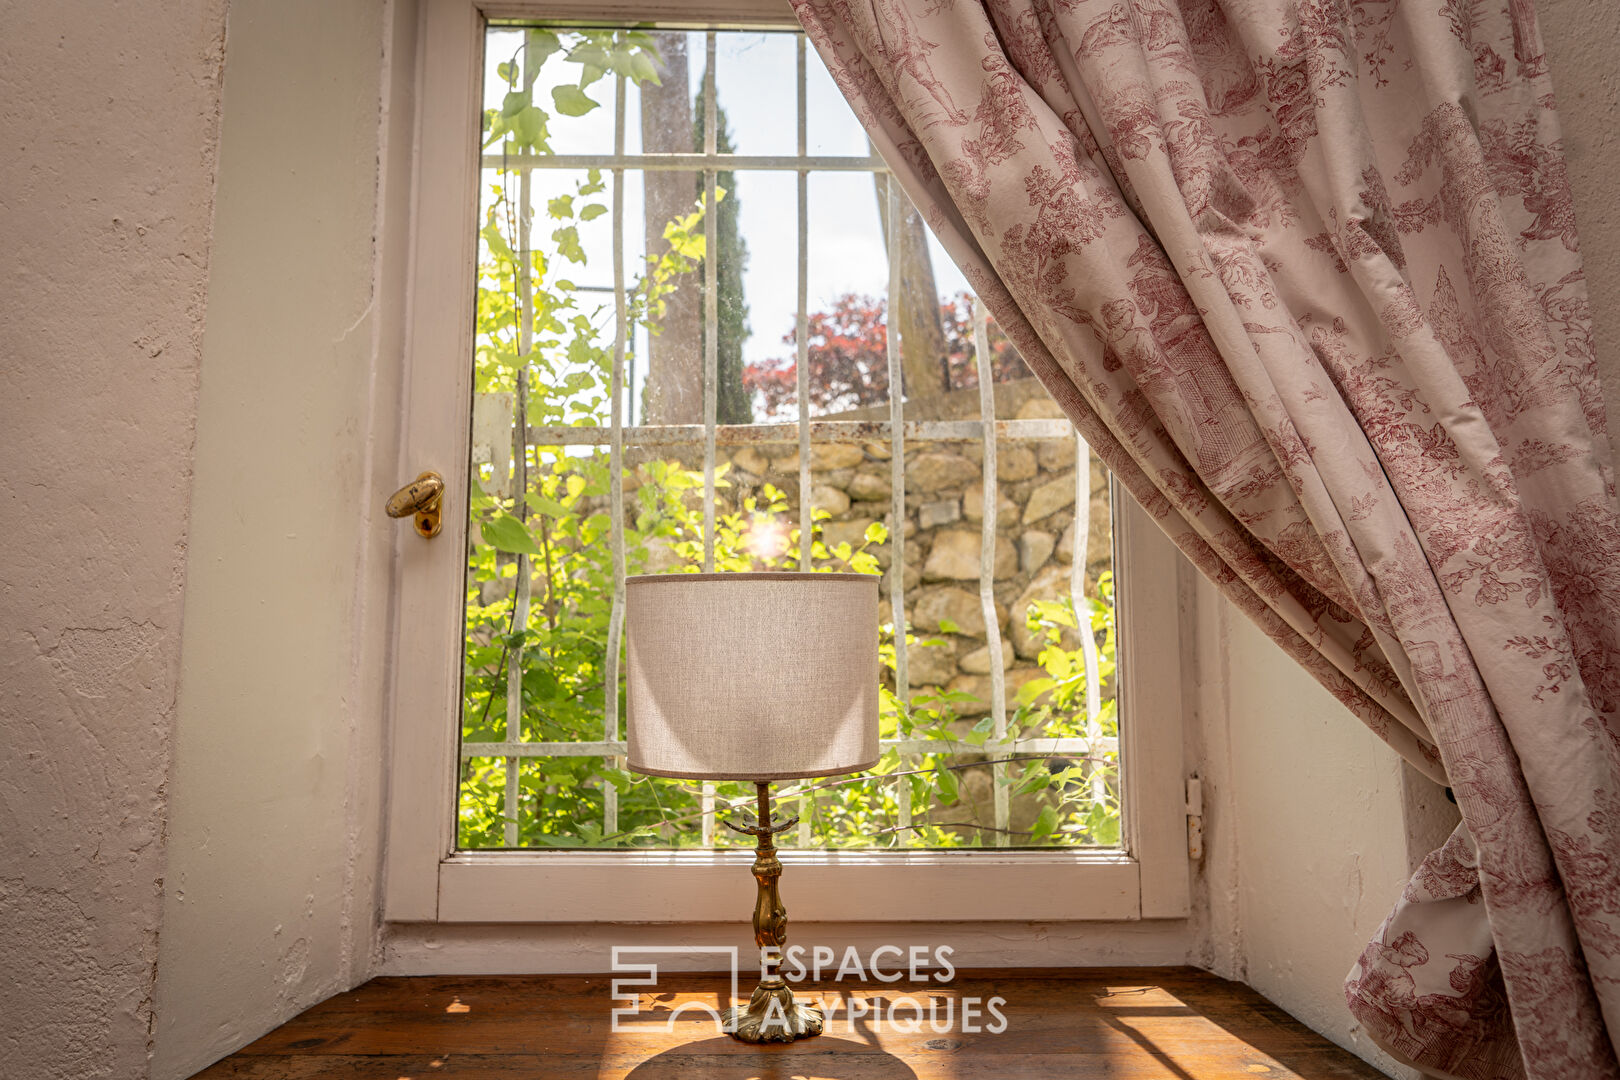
462;736;1116;759
973;297;1010;846
795;35;813;849
526;418;1071;446
884;177;910;835
483;152;887;172
701;32;719;846
602;73;628;838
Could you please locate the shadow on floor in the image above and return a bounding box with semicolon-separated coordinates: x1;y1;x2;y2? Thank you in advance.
621;1035;920;1080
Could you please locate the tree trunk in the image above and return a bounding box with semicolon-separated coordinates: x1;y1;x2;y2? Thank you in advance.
875;171;948;417
640;33;702;425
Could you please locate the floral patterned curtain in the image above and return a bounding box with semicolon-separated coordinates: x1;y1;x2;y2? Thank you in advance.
790;0;1620;1075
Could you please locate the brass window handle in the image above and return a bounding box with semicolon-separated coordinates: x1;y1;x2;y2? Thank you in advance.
386;471;444;538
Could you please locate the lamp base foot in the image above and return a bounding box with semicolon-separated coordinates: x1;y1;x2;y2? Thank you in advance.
722;982;824;1043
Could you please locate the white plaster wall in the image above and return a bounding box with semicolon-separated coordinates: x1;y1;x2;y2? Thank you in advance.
147;1;410;1077
1190;577;1427;1078
0;4;226;1079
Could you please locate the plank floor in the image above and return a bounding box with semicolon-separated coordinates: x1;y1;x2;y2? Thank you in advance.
193;968;1389;1079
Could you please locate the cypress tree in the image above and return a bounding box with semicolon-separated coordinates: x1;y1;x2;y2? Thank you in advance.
694;81;753;424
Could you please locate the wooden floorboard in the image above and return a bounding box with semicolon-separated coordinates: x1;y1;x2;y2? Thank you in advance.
193;968;1389;1079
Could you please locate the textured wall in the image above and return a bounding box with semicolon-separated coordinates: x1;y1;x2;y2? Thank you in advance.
148;1;408;1077
0;3;226;1078
1191;581;1426;1078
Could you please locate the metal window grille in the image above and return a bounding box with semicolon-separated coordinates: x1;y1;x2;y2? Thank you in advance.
462;29;1113;847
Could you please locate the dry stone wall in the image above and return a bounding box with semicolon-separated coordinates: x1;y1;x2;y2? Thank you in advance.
680;383;1114;715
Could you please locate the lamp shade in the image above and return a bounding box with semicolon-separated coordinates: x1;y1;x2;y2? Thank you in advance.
625;572;880;781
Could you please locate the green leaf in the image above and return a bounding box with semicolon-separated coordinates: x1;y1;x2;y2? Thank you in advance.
965;714;994;747
553;225;585;264
480;221;514;263
1091;807;1121;846
481;512;540;556
936;766;959;803
863;521;889;544
630;51;661;86
1015;676;1057;705
530;495;569;518
514;106;547;148
938;617;960;634
526;28;562;67
580;203;609;221
500;90;530;118
1032;805;1060;841
548;194;574;219
552;84;598;117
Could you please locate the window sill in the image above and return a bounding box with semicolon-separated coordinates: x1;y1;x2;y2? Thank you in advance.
437;849;1145;922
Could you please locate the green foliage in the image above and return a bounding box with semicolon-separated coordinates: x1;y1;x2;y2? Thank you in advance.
459;26;1121;851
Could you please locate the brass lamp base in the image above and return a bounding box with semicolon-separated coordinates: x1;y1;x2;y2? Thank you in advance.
723;781;822;1044
722;981;824;1043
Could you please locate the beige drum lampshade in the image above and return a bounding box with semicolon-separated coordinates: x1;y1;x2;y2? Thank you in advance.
625;572;880;781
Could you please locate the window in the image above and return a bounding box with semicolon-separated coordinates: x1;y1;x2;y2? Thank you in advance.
384;0;1189;924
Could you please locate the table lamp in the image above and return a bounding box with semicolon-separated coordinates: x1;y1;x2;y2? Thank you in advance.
625;571;879;1043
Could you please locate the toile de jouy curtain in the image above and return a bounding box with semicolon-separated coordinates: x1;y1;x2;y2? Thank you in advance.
789;1;1620;1075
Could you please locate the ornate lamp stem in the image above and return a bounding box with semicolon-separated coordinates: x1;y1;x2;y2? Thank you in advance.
720;781;824;1042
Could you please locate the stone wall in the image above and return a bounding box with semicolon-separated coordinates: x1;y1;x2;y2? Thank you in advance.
701;381;1113;714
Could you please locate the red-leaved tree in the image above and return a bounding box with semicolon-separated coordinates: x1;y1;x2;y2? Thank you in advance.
941;290;1029;392
745;291;1027;418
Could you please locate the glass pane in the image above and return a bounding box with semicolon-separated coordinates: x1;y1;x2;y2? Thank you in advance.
621;30;703;157
715;31;798;157
459;22;1120;852
806;40;870;156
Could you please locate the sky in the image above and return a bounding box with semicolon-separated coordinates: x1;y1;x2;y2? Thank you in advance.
482;27;971;421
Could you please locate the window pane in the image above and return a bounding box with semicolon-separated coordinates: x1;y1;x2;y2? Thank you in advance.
806;41;870;157
459;22;1120;852
714;31;798;157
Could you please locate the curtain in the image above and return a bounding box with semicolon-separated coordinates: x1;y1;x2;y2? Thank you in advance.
789;1;1620;1075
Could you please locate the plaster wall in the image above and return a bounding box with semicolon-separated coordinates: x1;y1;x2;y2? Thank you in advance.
0;4;226;1079
1190;577;1434;1078
147;1;411;1077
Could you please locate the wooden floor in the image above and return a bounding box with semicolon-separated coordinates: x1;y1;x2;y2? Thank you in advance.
194;968;1389;1079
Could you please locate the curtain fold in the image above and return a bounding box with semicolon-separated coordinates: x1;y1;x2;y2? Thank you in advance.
789;1;1620;1074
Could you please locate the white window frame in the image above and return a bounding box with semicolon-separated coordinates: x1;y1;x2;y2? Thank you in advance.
382;0;1190;924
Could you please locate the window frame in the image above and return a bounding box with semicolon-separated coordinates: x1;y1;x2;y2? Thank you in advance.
382;0;1191;924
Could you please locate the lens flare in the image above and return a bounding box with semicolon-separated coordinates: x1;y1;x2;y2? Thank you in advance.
744;516;789;562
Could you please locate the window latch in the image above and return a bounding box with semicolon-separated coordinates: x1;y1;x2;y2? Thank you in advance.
386;471;444;538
